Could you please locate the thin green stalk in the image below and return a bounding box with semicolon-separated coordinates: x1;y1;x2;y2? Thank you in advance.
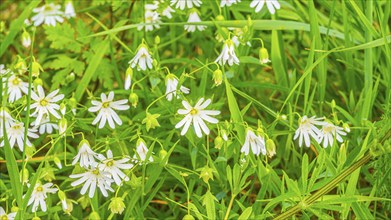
224;193;236;220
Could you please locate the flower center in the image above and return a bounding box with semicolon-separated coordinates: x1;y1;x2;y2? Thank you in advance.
323;125;333;133
190;108;198;115
106;160;114;167
11;77;20;85
12;124;21;130
40;99;49;106
44;5;53;12
92;169;100;175
102;101;110;108
36;186;44;192
1;214;8;220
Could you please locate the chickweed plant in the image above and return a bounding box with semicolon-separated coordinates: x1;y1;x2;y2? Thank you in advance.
0;0;390;219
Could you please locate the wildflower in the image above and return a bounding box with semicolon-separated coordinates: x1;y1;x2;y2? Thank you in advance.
266;139;276;157
184;10;206;32
128;43;153;71
0;64;9;76
212;69;223;86
214;136;223;149
175;98;220;138
70;167;114;198
318;122;348;148
88;91;129;129
72;140;100;168
31;114;58;134
124;67;133;90
31;60;43;77
215;39;240;66
250;0;281;14
0;108;15;136
58;190;67;210
165;74;190;101
134;139;154;162
259;47;271;64
27;182;58;212
0;206;16;220
171;0;202;10
59;117;67;137
109;197;126;215
31;3;64;26
30;85;64;125
142;112;161;131
21;30;31;48
241;129;266;156
98;150;133;186
3;74;29;103
221;129;229;141
128;93;139;108
137;8;161;32
293;116;325;147
0;121;38;152
162;6;175;19
220;0;241;7
64;1;76;18
198;165;214;183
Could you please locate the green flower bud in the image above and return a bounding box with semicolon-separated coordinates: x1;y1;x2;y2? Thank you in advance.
331;99;336;108
58;190;66;201
65;72;75;84
266;139;276;158
77;195;90;209
19;168;29;185
64;199;74;214
259;47;270;64
25;145;36;160
21;30;31;48
199;166;214;183
0;21;4;32
183;214;195;220
33;78;43;88
343;123;350;132
88;211;101;220
11;206;19;213
32;216;41;220
154;35;160;45
31;61;43;77
212;69;223;86
54;156;62;169
109;197;126;215
214;136;223;149
142;112;160;132
129;93;139;108
59;117;68;137
159;149;168;159
216;15;225;21
14;56;27;73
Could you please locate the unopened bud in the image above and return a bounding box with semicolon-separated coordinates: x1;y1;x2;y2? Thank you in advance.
59;118;67;137
154;35;160;45
259;47;270;64
124;67;133;90
31;61;43;77
216;15;225;21
65;72;75;83
214;136;223;149
63;199;73;214
21;30;31;48
129;93;139;108
20;168;29;184
221;129;228;141
343;123;350;133
32;216;41;220
11;206;19;213
159;149;168;159
212;69;223;86
54;156;62;169
266;139;276;158
58;190;66;201
88;211;100;220
331;99;336;108
33;78;43;88
60;103;66;115
183;214;195;220
109;197;126;215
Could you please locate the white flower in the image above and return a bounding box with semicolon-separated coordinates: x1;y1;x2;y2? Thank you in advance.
27;182;58;212
98;150;133;186
318;122;348;148
220;0;241;7
241;129;266;156
0;64;9;76
88;91;129;129
293;116;325;147
31;3;64;26
31;114;59;134
175;98;220;138
72;140;100;168
0;206;16;220
70;167;114;198
137;9;161;32
64;1;76;18
128;44;153;71
250;0;281;14
134;139;154;162
165;74;190;101
162;6;175;19
0;108;15;137
0;121;38;152
2;74;29;103
30;85;64;125
184;11;206;32
171;0;202;10
21;31;31;48
124;67;133;90
215;39;240;66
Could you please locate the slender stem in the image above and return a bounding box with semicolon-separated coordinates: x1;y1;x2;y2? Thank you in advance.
224;193;236;220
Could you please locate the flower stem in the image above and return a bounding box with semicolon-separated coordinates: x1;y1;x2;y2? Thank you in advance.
224;193;236;220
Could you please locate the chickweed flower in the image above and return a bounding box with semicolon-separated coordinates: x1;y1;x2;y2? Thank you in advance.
250;0;281;14
266;139;276;157
30;85;64;125
175;98;220;138
21;30;31;48
165;74;190;101
129;93;139;108
184;10;206;32
259;47;271;64
220;0;241;7
0;108;14;136
0;206;16;220
215;39;240;66
138;6;161;32
31;3;64;26
318;122;348;148
64;1;76;18
70;167;114;198
109;197;126;215
162;6;175;19
27;182;58;212
98;150;133;186
72;140;100;168
241;128;266;156
0;121;38;152
128;43;153;71
88;91;130;129
171;0;202;10
3;73;28;103
124;67;133;90
212;69;223;86
142;112;161;131
31;114;59;134
293;115;325;147
134;138;154;163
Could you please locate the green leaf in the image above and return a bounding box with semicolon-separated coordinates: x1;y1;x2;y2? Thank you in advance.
238;207;252;220
45;23;82;52
224;78;245;142
202;191;217;220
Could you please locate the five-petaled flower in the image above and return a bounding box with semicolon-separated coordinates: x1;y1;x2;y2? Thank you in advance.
27;182;58;212
318;122;348;148
30;85;64;125
293;116;325;147
241;129;266;156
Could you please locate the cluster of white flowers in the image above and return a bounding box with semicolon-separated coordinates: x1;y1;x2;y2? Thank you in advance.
31;1;76;27
294;115;349;148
